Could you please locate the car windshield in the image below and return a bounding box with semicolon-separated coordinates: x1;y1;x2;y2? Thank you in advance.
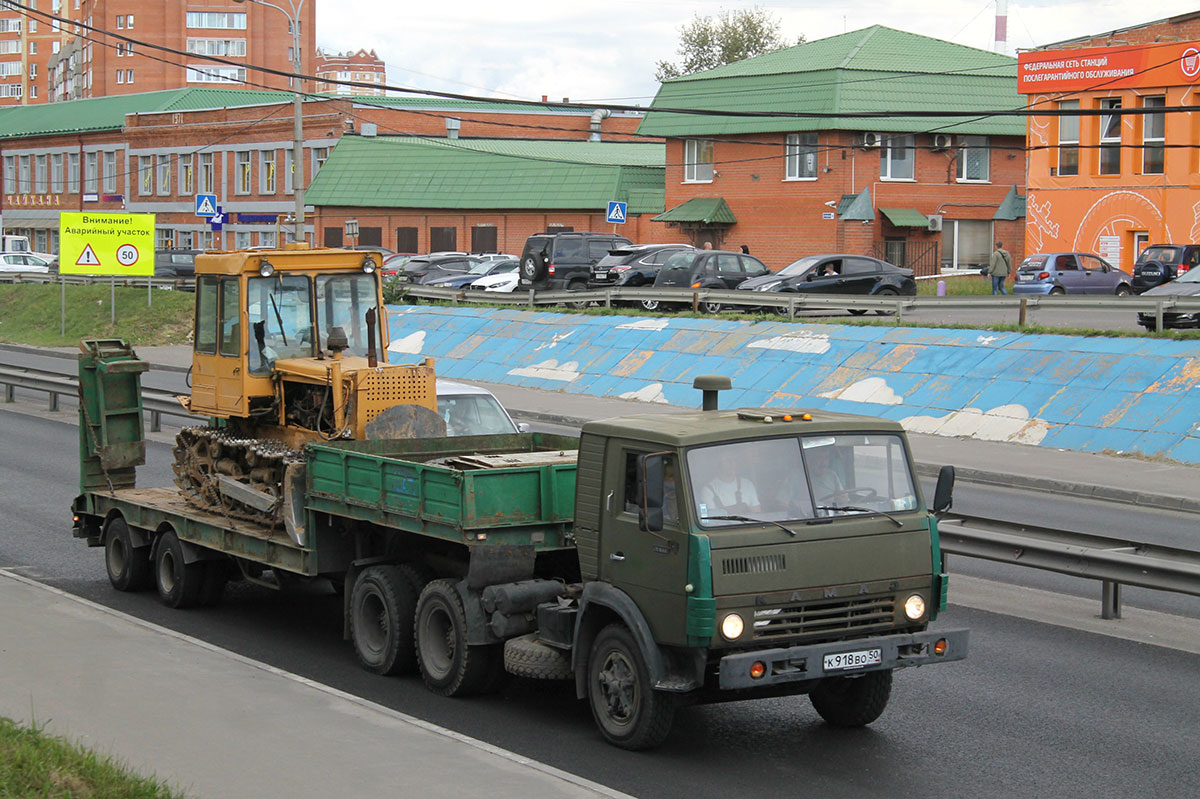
467;260;497;275
247;275;315;374
438;394;518;436
1138;247;1182;265
778;257;823;277
315;273;382;357
685;433;918;527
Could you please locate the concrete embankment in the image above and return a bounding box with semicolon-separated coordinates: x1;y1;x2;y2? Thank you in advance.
384;305;1200;464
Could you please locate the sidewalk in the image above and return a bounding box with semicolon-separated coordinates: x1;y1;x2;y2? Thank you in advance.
0;571;627;799
23;342;1200;512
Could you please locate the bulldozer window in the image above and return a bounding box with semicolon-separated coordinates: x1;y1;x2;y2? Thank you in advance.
195;277;219;354
219;278;241;357
316;274;381;358
247;275;314;374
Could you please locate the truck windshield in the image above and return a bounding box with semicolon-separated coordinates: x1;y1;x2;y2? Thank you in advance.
247;275;314;374
686;434;918;527
316;274;382;357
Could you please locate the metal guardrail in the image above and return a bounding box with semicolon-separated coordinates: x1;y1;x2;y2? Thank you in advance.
0;272;193;291
398;283;1200;326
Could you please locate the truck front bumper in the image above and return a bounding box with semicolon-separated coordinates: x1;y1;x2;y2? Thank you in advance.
718;628;969;690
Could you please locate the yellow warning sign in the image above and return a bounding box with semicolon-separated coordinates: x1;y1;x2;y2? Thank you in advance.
59;212;156;276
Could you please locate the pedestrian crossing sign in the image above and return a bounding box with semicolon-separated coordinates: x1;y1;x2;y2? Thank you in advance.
195;194;219;217
606;201;627;224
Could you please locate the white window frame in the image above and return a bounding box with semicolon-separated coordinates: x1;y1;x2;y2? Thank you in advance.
684;139;713;183
259;150;276;194
102;151;117;193
84;152;98;193
955;135;990;182
68;152;80;192
3;155;15;193
1142;96;1165;175
235;151;252;194
179;153;194;194
157;154;171;195
879;134;915;181
51;153;64;193
138;155;153;195
1099;98;1122;175
199;152;214;193
1057;100;1080;177
784;132;818;180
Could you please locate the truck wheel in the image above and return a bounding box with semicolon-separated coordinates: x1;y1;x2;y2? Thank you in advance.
520;254;546;282
350;565;420;676
415;579;501;696
565;279;592;310
153;530;204;609
104;517;152;592
587;623;676;750
809;669;893;727
504;633;573;680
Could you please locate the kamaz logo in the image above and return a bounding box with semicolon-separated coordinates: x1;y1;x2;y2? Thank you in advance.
754;580;898;605
823;585;871;598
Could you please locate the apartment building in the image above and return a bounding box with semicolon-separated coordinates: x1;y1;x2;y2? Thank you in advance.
314;48;385;97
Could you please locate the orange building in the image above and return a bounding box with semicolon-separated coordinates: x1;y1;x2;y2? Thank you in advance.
1021;12;1200;269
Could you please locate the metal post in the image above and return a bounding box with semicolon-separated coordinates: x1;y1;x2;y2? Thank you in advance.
1155;299;1164;332
150;410;161;433
1018;297;1027;327
1101;580;1122;620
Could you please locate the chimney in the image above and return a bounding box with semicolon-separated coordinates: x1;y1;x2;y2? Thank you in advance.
994;0;1008;54
445;117;461;139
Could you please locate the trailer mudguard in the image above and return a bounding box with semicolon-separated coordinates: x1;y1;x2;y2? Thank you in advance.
571;582;704;699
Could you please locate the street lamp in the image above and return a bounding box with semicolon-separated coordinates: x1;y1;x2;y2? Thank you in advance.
233;0;306;244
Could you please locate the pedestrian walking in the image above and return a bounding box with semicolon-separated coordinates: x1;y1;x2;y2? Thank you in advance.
988;241;1012;295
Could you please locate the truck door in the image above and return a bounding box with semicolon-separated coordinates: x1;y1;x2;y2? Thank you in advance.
190;276;245;416
599;443;689;644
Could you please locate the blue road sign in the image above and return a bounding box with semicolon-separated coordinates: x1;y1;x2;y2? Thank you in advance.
606;201;628;224
195;194;219;217
209;206;224;231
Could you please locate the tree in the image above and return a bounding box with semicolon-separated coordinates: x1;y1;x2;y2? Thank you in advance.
655;7;799;82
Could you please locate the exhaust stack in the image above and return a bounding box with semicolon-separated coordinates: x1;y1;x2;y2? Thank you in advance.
693;375;731;410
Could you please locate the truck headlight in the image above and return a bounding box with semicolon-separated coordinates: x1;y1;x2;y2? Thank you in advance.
904;594;926;620
720;613;745;640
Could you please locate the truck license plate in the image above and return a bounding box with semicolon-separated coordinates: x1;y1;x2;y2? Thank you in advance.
823;648;882;671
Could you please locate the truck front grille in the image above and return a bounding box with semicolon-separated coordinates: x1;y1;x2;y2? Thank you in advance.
722;553;786;576
751;595;896;641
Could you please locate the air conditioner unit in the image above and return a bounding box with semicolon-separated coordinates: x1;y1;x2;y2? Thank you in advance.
927;214;944;232
861;132;881;149
931;134;952;151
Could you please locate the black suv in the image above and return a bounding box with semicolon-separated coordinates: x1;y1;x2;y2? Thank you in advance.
589;243;695;309
519;232;633;292
1131;244;1200;293
653;250;770;313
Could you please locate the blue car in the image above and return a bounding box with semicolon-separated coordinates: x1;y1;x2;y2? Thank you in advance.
1012;252;1133;296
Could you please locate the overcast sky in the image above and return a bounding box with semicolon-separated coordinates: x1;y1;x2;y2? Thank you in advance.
315;1;1200;107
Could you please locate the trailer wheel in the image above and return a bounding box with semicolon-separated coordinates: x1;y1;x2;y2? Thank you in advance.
415;579;502;696
587;623;676;750
809;669;893;727
504;633;573;681
152;530;204;609
350;565;420;676
104;517;152;592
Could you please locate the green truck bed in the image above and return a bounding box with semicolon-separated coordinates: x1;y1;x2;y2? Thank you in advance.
304;433;581;550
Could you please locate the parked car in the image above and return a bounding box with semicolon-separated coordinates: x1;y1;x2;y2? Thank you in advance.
1012;252;1133;295
738;254;915;315
469;265;520;292
1136;268;1200;330
589;243;695;310
1131;244;1200;293
474;252;518;262
154;249;200;281
436;379;527;436
345;244;396;256
391;253;483;284
519;232;633;306
0;252;52;274
652;250;771;313
426;258;518;288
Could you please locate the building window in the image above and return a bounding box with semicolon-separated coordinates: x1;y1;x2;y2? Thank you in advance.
126;69;134;84
785;132;818;180
199;153;214;192
68;152;80;192
51;153;63;192
17;155;30;192
84;152;98;192
139;155;154;195
116;15;124;29
156;229;174;250
311;146;328;178
259;231;276;248
103;151;117;192
396;227;418;253
430;226;457;251
956;135;989;182
235;231;252;249
260;150;276;194
1142;96;1165;175
35;154;47;192
284;150;294;192
880;134;915;180
684;139;714;182
186;12;246;29
235;151;251;194
186;38;247;57
157;154;171;195
471;225;498;253
186;65;246;84
2;155;14;193
179;153;194;194
116;69;125;84
1099;98;1122;175
1058;100;1080;176
940;219;994;270
126;15;134;28
0;61;23;78
198;230;215;249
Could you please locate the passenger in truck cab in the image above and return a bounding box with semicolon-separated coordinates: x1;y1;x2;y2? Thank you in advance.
698;448;760;518
806;440;848;507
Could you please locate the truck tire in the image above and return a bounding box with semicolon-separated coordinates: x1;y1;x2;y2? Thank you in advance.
350;565;420;676
587;623;676;750
104;517;152;592
503;633;573;680
520;254;546;282
809;669;893;727
152;530;204;609
415;579;502;696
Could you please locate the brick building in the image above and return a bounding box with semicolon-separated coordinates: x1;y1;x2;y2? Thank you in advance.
1020;11;1200;271
638;26;1028;273
0;0;312;106
314;48;385;97
0;87;645;254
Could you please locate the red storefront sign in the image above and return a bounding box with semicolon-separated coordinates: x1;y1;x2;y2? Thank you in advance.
1018;41;1200;94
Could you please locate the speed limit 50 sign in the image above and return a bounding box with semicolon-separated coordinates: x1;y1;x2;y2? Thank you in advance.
59;212;156;276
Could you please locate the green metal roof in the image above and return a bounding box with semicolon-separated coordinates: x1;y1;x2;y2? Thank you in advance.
303;135;665;212
652;197;737;225
0;88;300;140
839;187;874;222
638;26;1024;138
994;185;1026;220
880;207;929;227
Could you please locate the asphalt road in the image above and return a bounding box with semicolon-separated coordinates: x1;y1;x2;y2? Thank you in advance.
2;407;1198;798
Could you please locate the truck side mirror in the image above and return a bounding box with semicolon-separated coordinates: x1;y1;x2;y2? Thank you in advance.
639;453;665;533
932;465;955;513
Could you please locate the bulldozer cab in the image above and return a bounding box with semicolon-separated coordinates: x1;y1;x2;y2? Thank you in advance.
189;246;390;420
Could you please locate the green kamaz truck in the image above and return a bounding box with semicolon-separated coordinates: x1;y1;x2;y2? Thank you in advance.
72;339;967;750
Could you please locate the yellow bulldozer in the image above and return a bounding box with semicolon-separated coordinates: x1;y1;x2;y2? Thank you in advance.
172;245;440;529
